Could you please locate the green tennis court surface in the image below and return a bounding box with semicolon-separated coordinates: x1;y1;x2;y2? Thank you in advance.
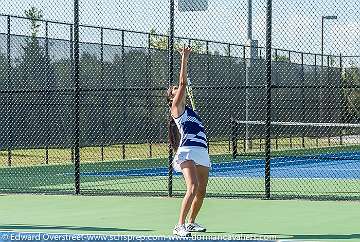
0;145;359;199
0;195;359;242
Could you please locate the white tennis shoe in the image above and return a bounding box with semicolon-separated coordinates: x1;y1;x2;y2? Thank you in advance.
173;224;191;237
186;222;206;232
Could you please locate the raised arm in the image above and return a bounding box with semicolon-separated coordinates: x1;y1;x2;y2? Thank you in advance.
171;46;191;118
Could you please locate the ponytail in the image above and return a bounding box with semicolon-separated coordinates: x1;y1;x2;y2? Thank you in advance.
168;117;180;151
166;86;180;151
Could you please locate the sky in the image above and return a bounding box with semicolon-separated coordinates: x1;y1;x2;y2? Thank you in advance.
1;0;359;65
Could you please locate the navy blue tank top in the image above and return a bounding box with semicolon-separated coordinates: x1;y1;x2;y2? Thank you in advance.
173;106;208;149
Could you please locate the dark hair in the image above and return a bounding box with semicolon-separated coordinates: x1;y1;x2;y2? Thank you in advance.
166;86;173;108
166;86;180;151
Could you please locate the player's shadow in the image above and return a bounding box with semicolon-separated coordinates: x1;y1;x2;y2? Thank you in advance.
0;224;153;232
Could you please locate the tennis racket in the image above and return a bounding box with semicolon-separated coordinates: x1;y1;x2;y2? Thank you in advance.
184;44;197;111
186;77;196;111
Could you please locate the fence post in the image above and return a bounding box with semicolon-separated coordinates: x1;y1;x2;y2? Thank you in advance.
6;15;12;167
147;33;153;159
100;27;105;162
122;144;126;159
70;24;75;164
45;21;49;165
288;50;291;62
265;0;273;199
339;54;344;145
73;0;81;195
167;0;175;197
245;46;253;151
314;54;319;147
327;55;331;145
121;30;126;160
242;47;247;154
301;52;305;148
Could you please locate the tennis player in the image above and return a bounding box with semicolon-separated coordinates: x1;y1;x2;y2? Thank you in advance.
167;46;211;237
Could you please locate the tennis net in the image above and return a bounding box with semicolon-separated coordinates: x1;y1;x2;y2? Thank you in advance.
230;119;360;160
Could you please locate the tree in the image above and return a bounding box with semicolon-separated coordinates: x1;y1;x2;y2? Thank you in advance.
0;52;7;86
149;29;168;50
80;52;102;87
342;65;360;122
15;7;54;90
149;28;205;54
11;7;57;149
273;54;289;62
52;58;72;88
25;7;43;39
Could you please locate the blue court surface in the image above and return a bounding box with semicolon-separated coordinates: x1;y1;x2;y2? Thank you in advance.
78;151;360;179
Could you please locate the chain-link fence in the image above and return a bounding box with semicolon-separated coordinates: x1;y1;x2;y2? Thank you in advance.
0;0;359;200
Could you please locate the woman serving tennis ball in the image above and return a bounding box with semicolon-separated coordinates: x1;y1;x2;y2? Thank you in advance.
167;46;211;237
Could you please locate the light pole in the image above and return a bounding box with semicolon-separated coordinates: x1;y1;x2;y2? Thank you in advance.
245;0;258;151
247;0;252;40
319;15;337;136
321;15;337;66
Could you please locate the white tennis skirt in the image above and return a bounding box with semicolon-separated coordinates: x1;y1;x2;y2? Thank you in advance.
173;146;211;172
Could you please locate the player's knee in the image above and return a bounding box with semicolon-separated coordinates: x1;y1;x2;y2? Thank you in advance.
197;186;206;198
187;182;199;197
